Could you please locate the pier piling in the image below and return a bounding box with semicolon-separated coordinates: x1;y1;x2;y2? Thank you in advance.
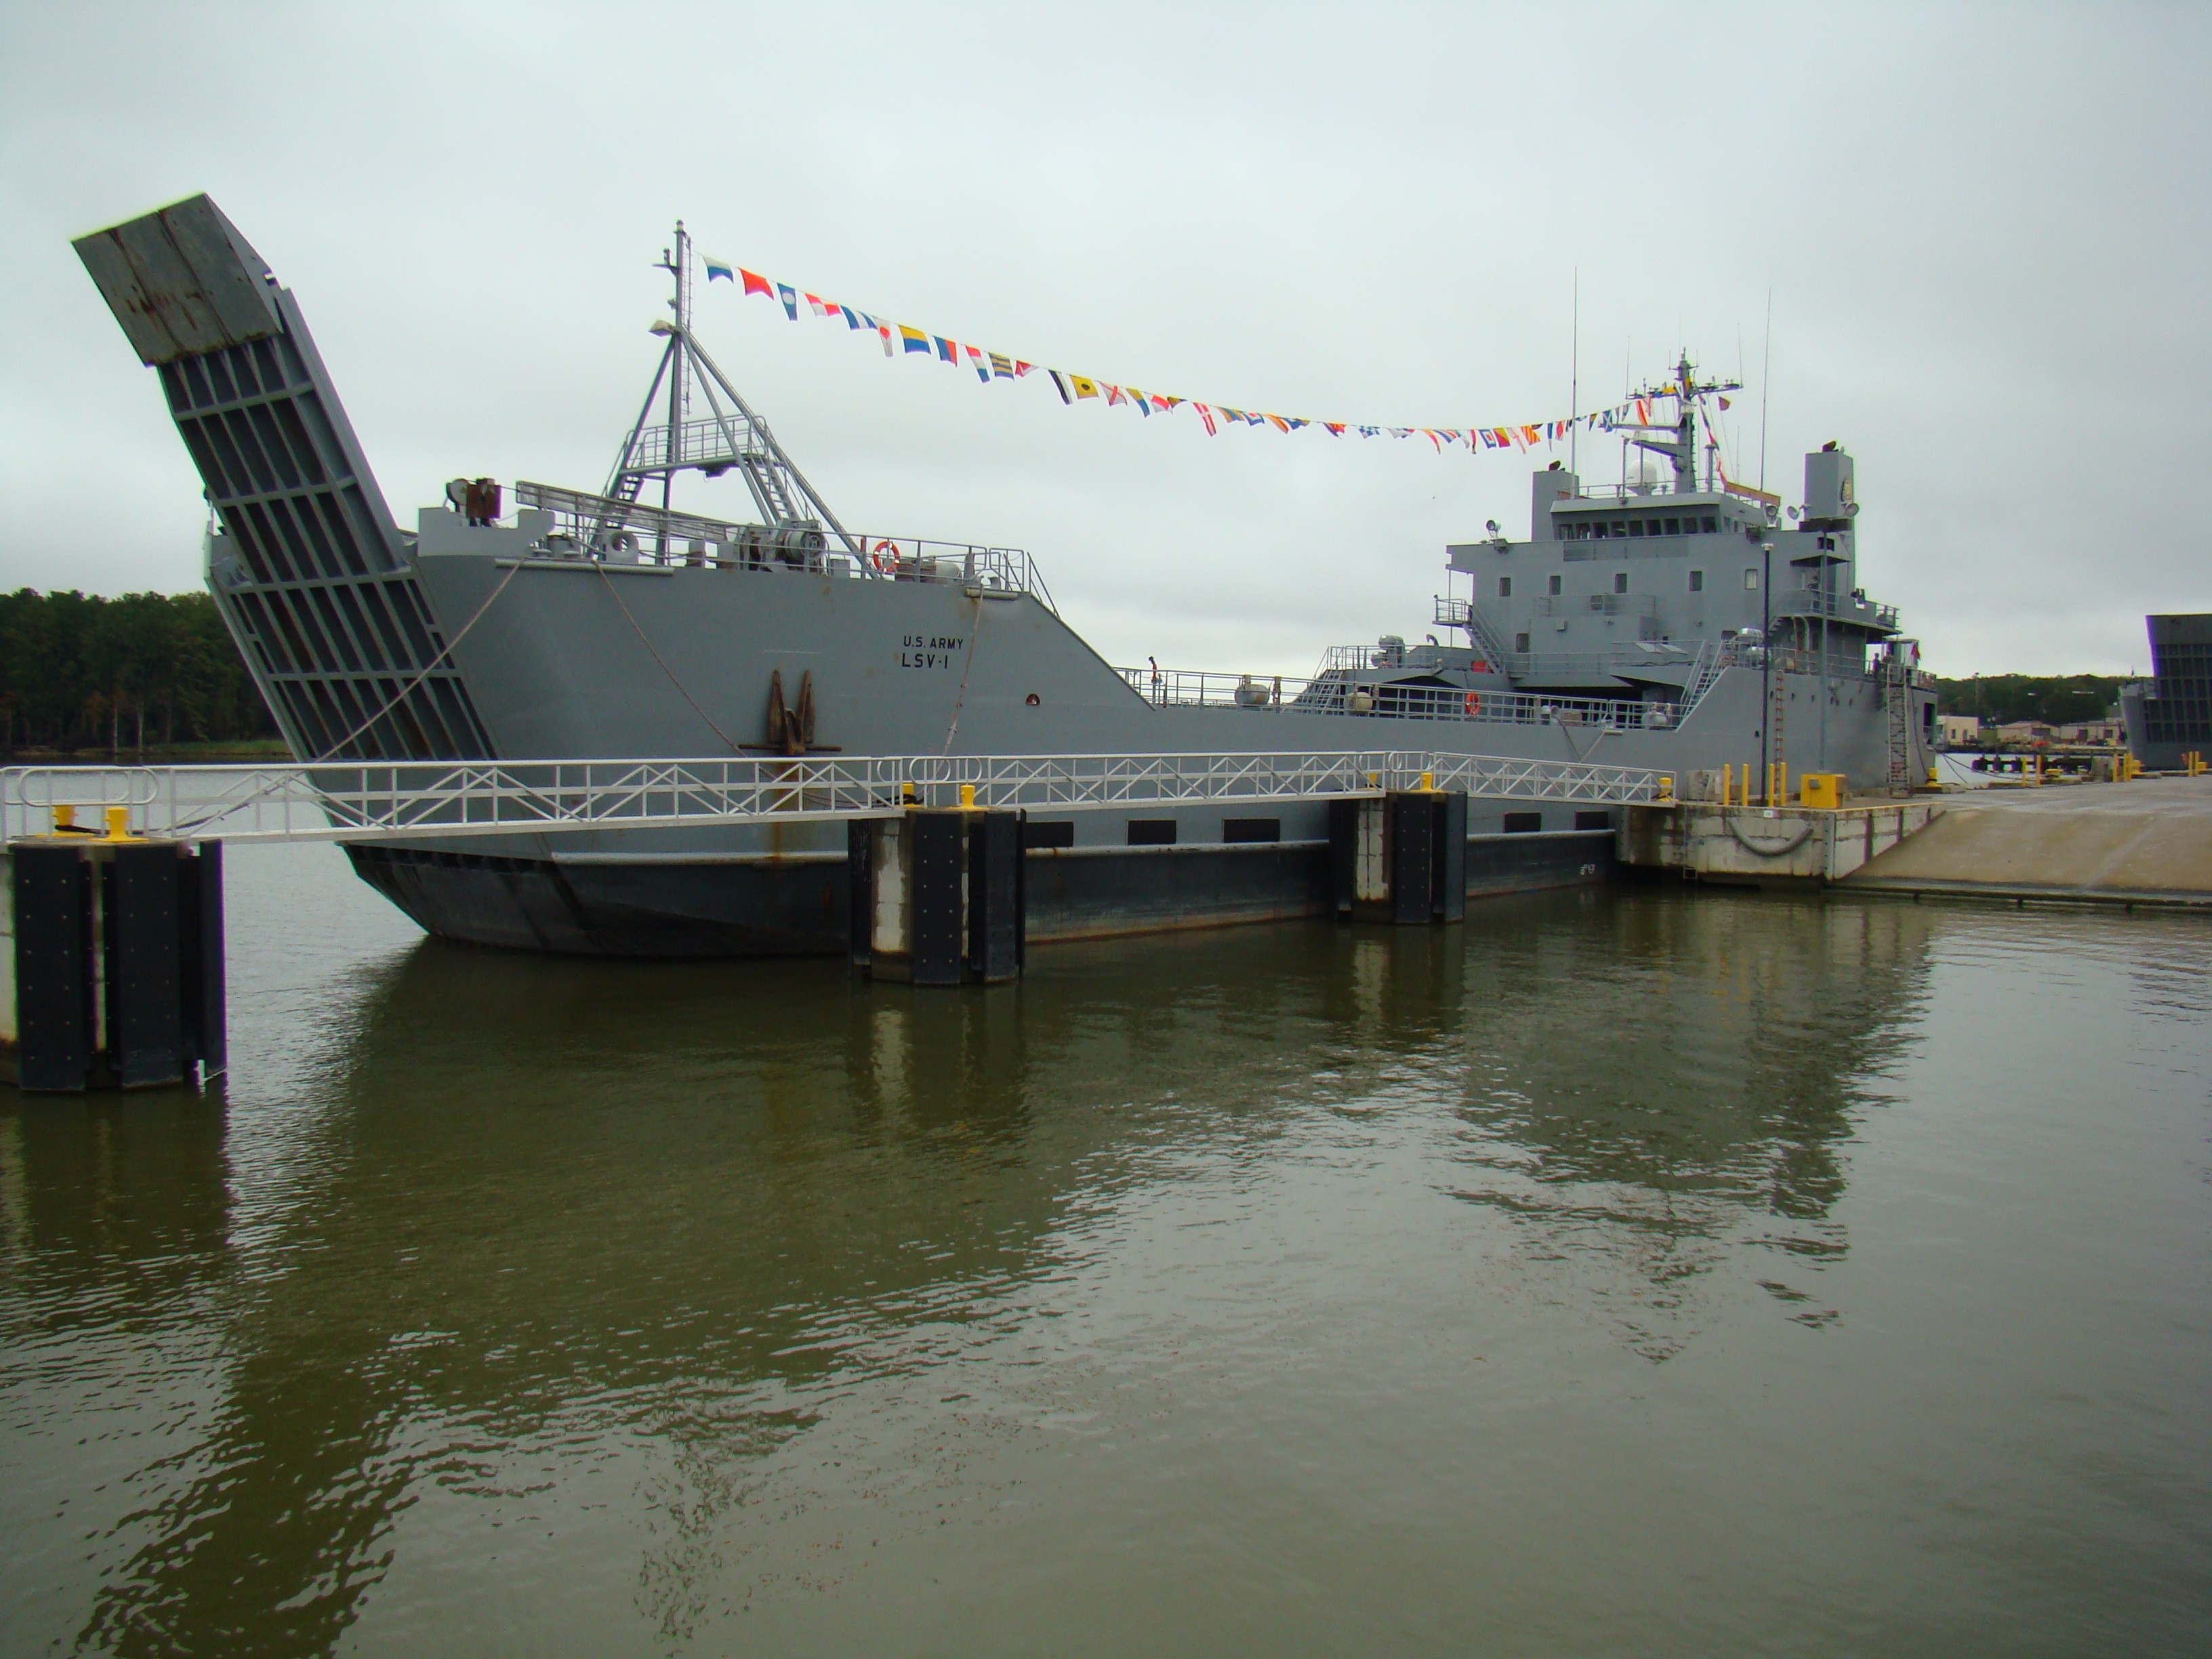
1330;790;1468;925
849;808;1025;985
3;833;224;1092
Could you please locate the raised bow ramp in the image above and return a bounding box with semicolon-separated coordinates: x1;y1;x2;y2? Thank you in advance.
74;196;495;762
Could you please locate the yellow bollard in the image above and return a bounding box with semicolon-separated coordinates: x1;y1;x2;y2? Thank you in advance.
1721;762;1733;806
103;805;132;840
1657;775;1675;802
959;783;976;809
901;781;918;805
52;803;76;832
1420;771;1435;792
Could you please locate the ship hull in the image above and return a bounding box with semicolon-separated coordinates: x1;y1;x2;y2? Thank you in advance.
68;194;1931;962
347;830;1620;958
295;546;1928;957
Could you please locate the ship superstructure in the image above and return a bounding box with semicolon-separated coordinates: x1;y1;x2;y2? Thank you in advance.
76;196;1937;956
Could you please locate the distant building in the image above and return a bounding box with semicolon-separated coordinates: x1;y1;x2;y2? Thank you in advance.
1994;720;2055;745
2120;615;2212;768
2056;719;2124;745
1936;714;1981;746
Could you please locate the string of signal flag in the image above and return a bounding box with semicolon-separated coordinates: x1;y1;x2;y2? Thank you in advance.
703;256;1730;456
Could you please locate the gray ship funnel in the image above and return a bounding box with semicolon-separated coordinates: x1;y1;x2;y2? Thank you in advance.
1532;466;1580;539
72;196;496;763
1802;445;1856;530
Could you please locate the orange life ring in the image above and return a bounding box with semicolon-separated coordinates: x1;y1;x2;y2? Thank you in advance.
1463;691;1481;716
869;538;899;573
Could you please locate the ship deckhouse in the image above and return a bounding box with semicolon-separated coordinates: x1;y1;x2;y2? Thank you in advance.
1439;358;1901;708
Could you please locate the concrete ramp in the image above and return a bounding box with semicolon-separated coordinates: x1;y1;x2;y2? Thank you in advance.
1845;778;2212;906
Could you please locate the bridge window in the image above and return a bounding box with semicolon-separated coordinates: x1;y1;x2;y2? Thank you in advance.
1503;812;1542;834
1127;820;1176;846
1497;576;1512;598
1591;521;1608;539
1702;516;1719;533
1628;520;1645;537
1025;820;1075;849
1574;810;1612;830
1549;573;1562;595
1689;569;1704;592
1614;572;1629;594
1223;818;1280;843
1664;516;1680;535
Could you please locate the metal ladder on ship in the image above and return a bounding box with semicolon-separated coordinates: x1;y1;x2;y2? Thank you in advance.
1881;650;1914;792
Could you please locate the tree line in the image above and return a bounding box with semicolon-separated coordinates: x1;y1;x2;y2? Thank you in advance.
1;588;279;756
1929;674;2127;728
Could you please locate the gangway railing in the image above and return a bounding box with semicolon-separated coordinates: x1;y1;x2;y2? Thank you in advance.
3;750;1666;846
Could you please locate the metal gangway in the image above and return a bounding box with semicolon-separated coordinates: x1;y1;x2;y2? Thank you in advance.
2;749;1666;846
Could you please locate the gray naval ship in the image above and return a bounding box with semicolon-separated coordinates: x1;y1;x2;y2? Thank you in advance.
76;195;1938;954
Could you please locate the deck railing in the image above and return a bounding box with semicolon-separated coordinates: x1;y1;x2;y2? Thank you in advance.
1115;666;1689;731
506;482;1054;607
1771;589;1900;630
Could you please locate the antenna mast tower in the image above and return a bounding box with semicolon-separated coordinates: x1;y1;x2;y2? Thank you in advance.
602;222;857;557
1608;352;1742;493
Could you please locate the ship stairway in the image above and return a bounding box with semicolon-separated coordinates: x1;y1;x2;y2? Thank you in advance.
1678;640;1725;714
736;447;804;527
1437;599;1518;675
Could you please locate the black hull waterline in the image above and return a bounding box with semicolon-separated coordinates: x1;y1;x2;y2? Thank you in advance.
346;831;1618;958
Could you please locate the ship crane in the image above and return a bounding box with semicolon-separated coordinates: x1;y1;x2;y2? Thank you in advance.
601;222;862;564
1607;352;1742;495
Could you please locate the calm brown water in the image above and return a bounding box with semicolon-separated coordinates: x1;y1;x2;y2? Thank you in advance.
3;844;2208;1657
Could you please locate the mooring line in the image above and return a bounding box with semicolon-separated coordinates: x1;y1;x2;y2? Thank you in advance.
595;562;746;754
167;556;531;835
939;595;988;757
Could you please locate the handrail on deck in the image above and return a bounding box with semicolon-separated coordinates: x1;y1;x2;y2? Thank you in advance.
504;482;1054;608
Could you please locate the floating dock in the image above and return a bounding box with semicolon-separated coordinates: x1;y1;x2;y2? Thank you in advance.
1624;775;2212;909
1842;776;2212;909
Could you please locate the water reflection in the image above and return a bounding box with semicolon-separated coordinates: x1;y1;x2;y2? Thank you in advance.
1450;894;1936;1356
6;888;1946;1654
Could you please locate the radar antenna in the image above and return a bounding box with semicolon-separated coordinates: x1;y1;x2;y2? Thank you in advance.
601;222;859;560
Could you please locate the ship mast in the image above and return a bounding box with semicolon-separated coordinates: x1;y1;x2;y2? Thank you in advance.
602;222;859;558
1610;352;1742;494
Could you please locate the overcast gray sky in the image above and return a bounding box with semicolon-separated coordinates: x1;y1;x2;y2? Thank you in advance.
3;1;2205;677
